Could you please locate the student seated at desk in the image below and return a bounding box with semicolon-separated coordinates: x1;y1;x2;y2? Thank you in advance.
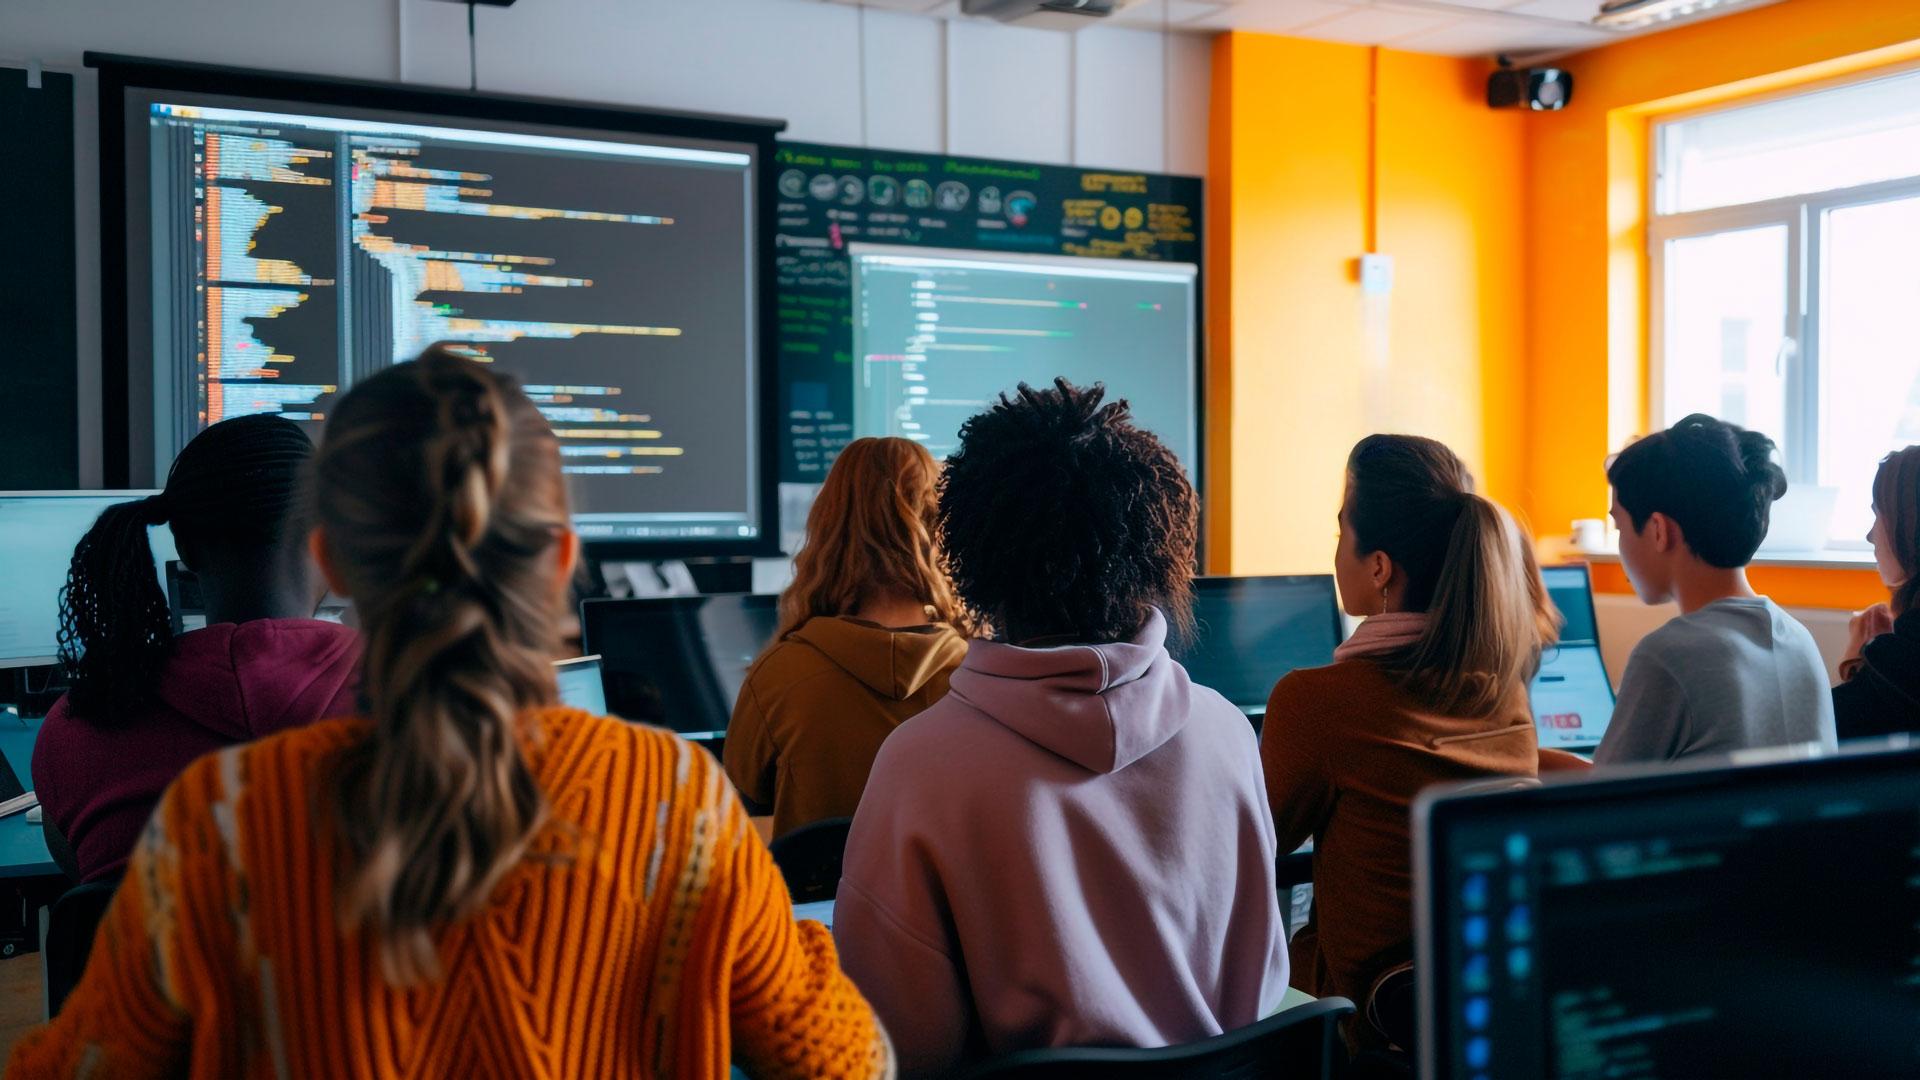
725;436;972;838
1261;434;1554;1025
1595;414;1835;765
10;350;890;1080
836;379;1288;1078
33;415;356;885
1834;446;1920;740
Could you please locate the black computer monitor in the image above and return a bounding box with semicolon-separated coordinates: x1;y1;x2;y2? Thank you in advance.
1531;565;1615;752
1174;575;1343;719
1415;743;1920;1079
95;53;779;555
579;594;781;740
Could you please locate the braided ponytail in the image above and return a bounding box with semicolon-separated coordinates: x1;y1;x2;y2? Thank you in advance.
317;347;569;984
57;496;173;719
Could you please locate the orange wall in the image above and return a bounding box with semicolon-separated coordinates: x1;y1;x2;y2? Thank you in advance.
1523;0;1920;552
1208;34;1527;573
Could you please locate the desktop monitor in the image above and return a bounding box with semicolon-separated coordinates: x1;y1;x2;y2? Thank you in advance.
553;655;608;715
1175;576;1343;719
95;53;779;553
1415;743;1920;1079
579;594;781;740
0;492;178;668
848;244;1199;475
1530;565;1615;751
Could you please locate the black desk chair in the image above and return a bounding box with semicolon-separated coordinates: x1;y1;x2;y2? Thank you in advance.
43;878;118;1016
957;997;1356;1080
766;816;853;904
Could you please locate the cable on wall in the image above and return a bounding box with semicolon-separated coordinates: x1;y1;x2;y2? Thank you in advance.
466;1;478;92
1160;1;1171;175
1365;45;1379;255
857;5;870;146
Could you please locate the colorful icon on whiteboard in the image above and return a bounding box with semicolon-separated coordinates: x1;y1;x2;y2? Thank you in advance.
936;181;970;212
1005;191;1038;228
1100;206;1123;230
778;169;807;199
1124;206;1144;229
869;176;901;207
978;186;1003;216
809;174;839;201
904;179;934;209
838;175;866;205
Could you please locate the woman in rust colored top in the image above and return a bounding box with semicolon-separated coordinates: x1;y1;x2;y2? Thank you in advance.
1261;435;1559;1037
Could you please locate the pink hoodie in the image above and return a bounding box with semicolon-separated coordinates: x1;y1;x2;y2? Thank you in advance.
35;618;359;883
835;610;1289;1077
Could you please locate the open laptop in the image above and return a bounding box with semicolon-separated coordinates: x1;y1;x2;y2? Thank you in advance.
553;655;608;715
1414;740;1920;1079
1530;565;1615;753
579;594;781;742
1174;575;1344;725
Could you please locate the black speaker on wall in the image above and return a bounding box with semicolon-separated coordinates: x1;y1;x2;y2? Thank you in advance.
1488;66;1573;111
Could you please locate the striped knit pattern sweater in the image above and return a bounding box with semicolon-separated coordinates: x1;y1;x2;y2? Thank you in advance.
6;707;895;1079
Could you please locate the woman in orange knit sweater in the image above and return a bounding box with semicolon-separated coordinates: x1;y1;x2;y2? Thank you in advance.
8;350;894;1079
1261;435;1558;1041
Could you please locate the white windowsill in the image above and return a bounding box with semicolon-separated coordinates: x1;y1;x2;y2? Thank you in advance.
1575;547;1877;571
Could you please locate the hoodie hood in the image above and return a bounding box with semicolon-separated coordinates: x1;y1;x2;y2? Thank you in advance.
790;616;966;701
153;618;361;739
946;609;1190;774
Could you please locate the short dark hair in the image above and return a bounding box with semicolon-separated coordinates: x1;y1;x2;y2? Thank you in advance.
937;378;1197;644
1608;413;1787;569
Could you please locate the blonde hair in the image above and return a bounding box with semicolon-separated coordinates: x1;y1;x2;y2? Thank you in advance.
314;347;568;984
1346;434;1557;716
777;437;976;642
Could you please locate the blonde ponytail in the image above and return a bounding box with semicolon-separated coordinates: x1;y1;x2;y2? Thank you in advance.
315;348;569;983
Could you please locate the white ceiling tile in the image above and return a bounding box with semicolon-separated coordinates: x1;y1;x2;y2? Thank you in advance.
1286;4;1460;44
821;0;948;9
1182;0;1356;32
1505;0;1605;19
1420;0;1534;10
1168;0;1233;22
1105;0;1236;28
1389;14;1613;55
1105;0;1172;27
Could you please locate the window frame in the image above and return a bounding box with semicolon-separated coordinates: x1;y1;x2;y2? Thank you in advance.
1650;68;1920;548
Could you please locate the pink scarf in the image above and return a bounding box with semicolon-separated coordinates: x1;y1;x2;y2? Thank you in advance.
1333;611;1430;663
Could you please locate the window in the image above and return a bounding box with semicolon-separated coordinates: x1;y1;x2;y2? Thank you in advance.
1653;68;1920;547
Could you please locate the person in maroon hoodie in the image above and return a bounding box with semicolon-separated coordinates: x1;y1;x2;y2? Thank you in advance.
33;414;358;884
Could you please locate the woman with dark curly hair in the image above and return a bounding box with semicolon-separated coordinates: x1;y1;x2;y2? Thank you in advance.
834;379;1288;1077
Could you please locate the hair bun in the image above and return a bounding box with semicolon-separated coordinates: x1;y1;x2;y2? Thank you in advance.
1735;428;1789;503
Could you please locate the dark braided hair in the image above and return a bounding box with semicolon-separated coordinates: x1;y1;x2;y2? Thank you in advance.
57;414;316;721
937;378;1198;645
